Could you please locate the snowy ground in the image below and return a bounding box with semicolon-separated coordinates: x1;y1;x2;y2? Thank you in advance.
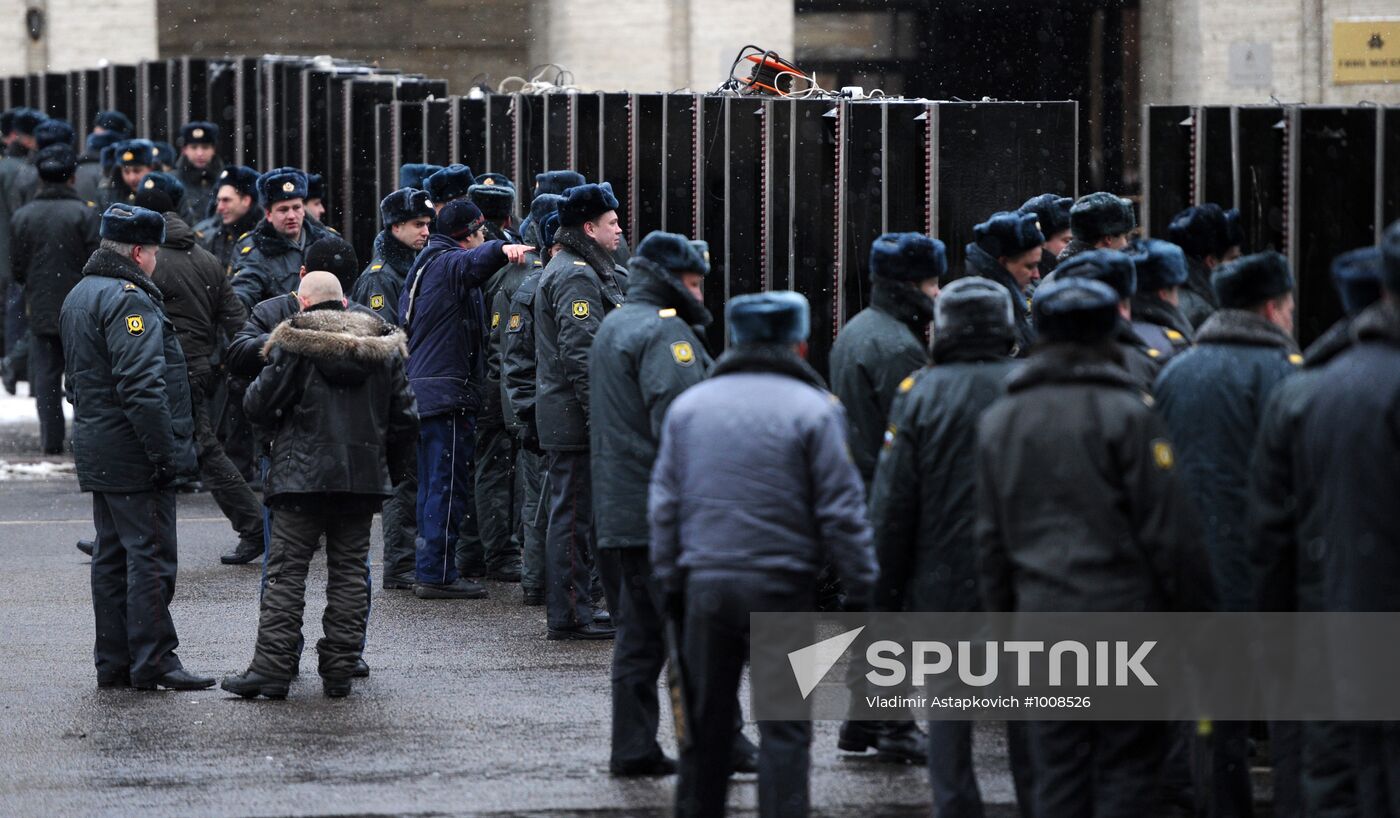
0;382;75;474
0;381;71;425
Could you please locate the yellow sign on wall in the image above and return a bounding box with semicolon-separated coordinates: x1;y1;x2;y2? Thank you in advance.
1333;20;1400;84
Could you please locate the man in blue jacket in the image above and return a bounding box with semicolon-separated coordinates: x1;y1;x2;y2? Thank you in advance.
399;199;532;599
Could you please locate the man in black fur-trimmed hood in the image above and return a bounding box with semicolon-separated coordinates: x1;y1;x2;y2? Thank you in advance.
222;271;418;700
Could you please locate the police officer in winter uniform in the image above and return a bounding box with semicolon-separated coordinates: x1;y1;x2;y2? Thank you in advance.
964;211;1044;356
1127;237;1195;362
221;271;418;700
59;203;214;691
1018;193;1073;278
424;164;476;213
230;167;336;310
1167;203;1244;329
1250;247;1383;818
10;144;101;453
518;170;584;245
1155;252;1300;818
651;290;876;818
499;196;564;605
1056;191;1137;265
1055;249;1165;388
977;277;1214;818
74;111;131;203
870;276;1034;818
471;172;518;243
0;107;46;391
11;119;78;206
1294;221;1400;817
399;199;531;599
173;122;223;227
349;187;432;588
591;231;715;775
100;138;156;207
535;183;628;640
304;173;327;224
828;232;940;764
194;165;262;273
134;174;263;563
150;141;178;173
351;187;433;327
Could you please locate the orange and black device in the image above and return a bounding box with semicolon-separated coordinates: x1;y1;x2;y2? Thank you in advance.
740;52;805;96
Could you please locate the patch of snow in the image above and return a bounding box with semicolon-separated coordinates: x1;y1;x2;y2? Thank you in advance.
0;383;73;425
0;459;75;481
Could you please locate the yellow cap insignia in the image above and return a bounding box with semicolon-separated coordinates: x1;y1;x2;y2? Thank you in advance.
1152;439;1174;471
1288;353;1303;365
143;179;155;189
671;341;695;366
1146;347;1161;358
483;177;495;185
508;313;523;332
658;308;677;318
370;263;383;271
703;250;711;263
121;151;134;162
491;312;501;329
369;294;385;311
571;300;590;320
240;246;252;254
898;375;915;393
192;128;205;139
282;181;295;193
124;314;145;336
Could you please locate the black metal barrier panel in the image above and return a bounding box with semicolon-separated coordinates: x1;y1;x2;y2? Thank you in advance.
1145;104;1397;348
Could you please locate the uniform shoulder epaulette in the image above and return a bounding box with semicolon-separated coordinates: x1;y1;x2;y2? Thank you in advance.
1163;328;1187;344
657;307;677;319
1146;347;1161;359
195;230;204;239
370;262;384;272
573;260;588;266
533;260;543;267
86;200;96;208
122;282;138;292
238;231;251;240
1288;353;1304;365
240;245;252;254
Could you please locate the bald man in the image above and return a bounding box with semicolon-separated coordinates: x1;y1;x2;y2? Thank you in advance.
223;269;418;699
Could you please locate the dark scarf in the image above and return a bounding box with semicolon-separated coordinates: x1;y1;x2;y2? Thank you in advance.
1196;309;1298;352
1131;293;1195;341
870;278;934;337
555;225;622;287
81;247;165;303
710;343;826;390
1006;341;1132;394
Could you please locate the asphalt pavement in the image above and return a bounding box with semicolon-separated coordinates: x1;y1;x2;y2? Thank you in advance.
0;464;1031;818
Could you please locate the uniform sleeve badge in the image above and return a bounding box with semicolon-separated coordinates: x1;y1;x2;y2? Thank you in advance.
491;311;501;329
125;314;146;336
571;300;590;320
670;341;695;366
1151;439;1174;471
508;313;523;332
369;294;385;311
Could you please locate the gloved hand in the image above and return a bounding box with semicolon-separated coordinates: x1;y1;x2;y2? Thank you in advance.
152;460;179;488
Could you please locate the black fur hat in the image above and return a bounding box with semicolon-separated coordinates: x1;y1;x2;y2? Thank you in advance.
114;139;156;167
437;199;486;240
35;144;77;182
424;164;476;205
727;291;810;346
470;173;516;220
35;119;75;150
1019;193;1074;237
1033;277;1120;343
100;203;166;246
934;276;1014;341
558;183;619;227
974;211;1044;259
138;171;186;209
93;110;132;134
257;167;308;207
179;121;219;146
86;130;124;158
1127;238;1189;292
1055;249;1137;300
380;187;433;227
870;232;947;282
306;173;325;202
1070;192;1136;242
399;163;443;190
636;230;710;276
535;170;586;197
1383;220;1400;295
217;165;260;199
1329;247;1383;317
305;235;360;292
10;107;46;136
1211;251;1294;309
151;141;177;169
1168;204;1242;260
133;187;174;215
528;192;564;226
